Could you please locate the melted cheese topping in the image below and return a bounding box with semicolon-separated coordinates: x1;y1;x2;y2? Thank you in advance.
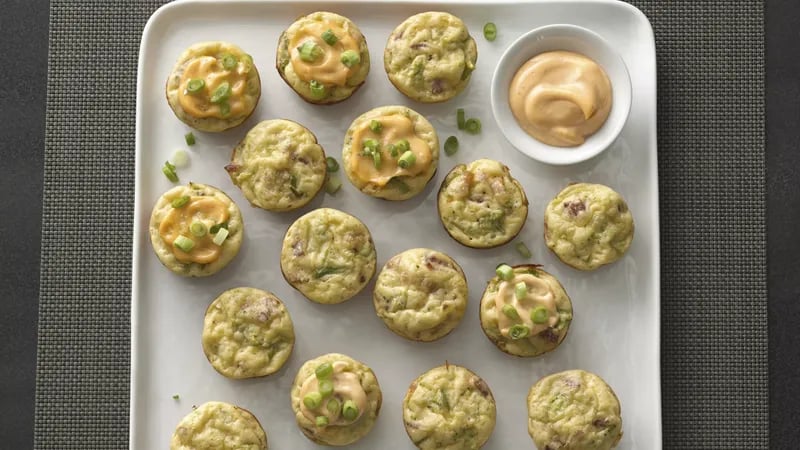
298;361;368;426
177;56;249;119
158;196;229;264
495;273;558;337
289;21;360;86
348;115;432;187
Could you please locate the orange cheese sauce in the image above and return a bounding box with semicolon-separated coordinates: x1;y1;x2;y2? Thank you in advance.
509;51;612;147
158;196;229;264
177;56;248;119
298;361;368;425
289;21;360;86
495;274;558;338
349;115;431;187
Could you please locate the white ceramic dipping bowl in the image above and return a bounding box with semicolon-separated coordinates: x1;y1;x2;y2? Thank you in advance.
490;24;632;165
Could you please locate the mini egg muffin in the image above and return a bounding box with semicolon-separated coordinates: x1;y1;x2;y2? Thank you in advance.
373;248;467;342
343;105;439;200
202;287;294;379
479;264;573;357
225;119;327;212
280;208;376;304
527;370;623;450
149;182;243;277
291;353;382;446
384;12;478;103
403;363;496;449
438;159;528;248
544;183;634;271
170;401;268;450
166;41;261;132
276;11;370;104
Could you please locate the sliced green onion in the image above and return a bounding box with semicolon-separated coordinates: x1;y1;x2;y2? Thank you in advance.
457;108;466;129
297;41;323;62
340;49;361;68
515;242;532;258
171;149;189;168
444;136;459;156
326;398;340;414
386;143;398;158
395;139;410;153
220;54;238;70
184;132;196;146
515;282;527;300
212;227;229;246
532;307;549;324
321;29;338;45
508;324;530;340
465;118;481;134
173;235;195;252
319;379;334;398
190;221;207;237
315;415;329;427
501;304;520;320
303;392;323;409
209;82;231;104
372;149;382;169
315;363;333;379
362;138;380;154
209;222;228;234
326;157;339;173
162;162;179;183
325;177;342;194
483;22;497;42
219;102;231;117
342;400;359;421
186;78;205;94
289;173;302;197
171;195;190;208
495;263;514;281
369;120;383;133
309;80;326;99
315;266;341;278
172;394;180;400
398;150;416;169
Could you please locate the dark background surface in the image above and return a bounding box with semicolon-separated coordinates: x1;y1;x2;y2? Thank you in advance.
0;1;794;448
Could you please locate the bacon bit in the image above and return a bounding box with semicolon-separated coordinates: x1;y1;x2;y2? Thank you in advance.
292;240;304;257
564;200;586;216
472;377;491;397
593;418;609;427
431;78;444;94
541;328;559;343
410;42;428;50
224;163;241;173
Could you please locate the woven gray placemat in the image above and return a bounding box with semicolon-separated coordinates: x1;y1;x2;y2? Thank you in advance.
35;0;767;448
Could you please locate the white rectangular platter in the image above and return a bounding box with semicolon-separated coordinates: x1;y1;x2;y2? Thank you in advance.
131;0;660;448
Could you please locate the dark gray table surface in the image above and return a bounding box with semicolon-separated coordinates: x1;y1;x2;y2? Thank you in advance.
0;1;795;448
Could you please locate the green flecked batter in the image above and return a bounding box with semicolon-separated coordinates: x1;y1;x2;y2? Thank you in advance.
528;370;623;450
202;287;294;379
170;401;268;450
403;364;496;449
438;159;528;248
384;12;478;103
280;208;376;304
373;248;467;341
544;183;634;271
227;119;327;212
